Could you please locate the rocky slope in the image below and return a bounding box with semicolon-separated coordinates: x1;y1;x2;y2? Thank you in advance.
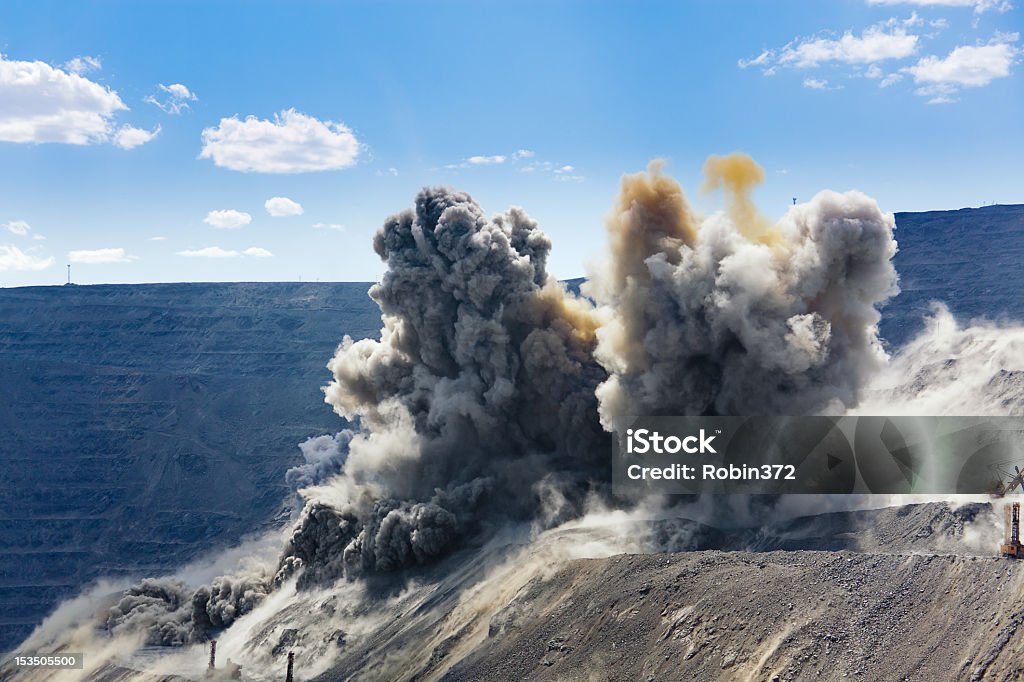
0;282;378;652
323;502;1019;682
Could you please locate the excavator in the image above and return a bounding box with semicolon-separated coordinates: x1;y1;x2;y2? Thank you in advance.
991;463;1024;498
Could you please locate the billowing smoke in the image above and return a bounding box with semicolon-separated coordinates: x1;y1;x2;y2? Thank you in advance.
587;155;899;425
285;432;353;491
27;156;959;667
103;572;272;646
278;186;608;585
856;303;1024;416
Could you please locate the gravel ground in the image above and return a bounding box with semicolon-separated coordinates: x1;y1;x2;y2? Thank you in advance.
444;549;1024;681
301;502;1024;682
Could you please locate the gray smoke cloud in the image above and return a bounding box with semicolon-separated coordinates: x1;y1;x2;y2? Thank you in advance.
103;571;272;646
285;431;353;491
587;156;899;424
86;156;911;653
279;186;608;585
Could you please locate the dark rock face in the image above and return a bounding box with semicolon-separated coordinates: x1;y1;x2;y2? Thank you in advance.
880;204;1024;347
0;282;379;652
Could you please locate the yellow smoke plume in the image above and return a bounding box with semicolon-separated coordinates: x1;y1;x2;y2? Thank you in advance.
701;152;777;244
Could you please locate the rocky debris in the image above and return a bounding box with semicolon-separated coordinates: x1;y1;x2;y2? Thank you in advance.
443;549;1024;681
290;502;1021;682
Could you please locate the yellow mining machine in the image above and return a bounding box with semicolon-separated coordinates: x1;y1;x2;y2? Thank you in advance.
1002;502;1023;558
989;463;1024;558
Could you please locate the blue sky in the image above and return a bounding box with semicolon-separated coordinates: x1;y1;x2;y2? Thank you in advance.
0;0;1021;286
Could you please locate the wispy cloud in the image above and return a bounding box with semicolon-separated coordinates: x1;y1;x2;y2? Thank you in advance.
880;72;905;86
740;22;920;71
144;83;197;115
63;55;101;75
3;220;31;236
467;155;507;165
68;247;135;264
313;222;346;231
176;245;272;258
518;159;586;182
552;165;585;182
0;244;53;271
177;246;241;258
445;149;536;169
803;77;843;89
866;0;1012;14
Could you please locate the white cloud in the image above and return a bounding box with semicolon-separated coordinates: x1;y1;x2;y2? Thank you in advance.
4;220;31;236
907;38;1019;90
552;165;584;182
313;222;346;231
783;26;919;67
0;54;127;144
176;245;270;258
741;23;919;72
149;236;167;241
177;246;240;258
803;78;830;89
63;56;101;75
4;219;47;242
467;155;507;165
738;50;773;68
517;159;584;181
866;0;1012;14
865;64;885;78
880;72;905;86
446;149;546;170
68;247;134;264
162;83;193;100
375;167;399;177
113;124;160;150
264;196;304;217
199;109;360;173
144;83;197;115
901;10;925;26
204;209;252;229
0;244;54;271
